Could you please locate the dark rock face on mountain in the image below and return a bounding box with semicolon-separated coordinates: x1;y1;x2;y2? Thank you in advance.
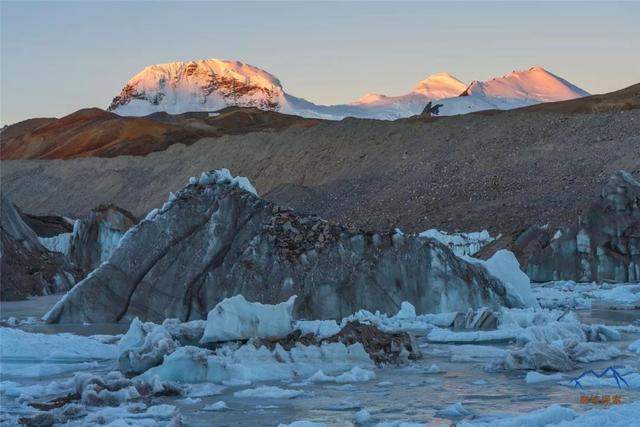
45;171;520;324
0;196;78;300
107;60;283;114
109;74;280;113
478;171;640;283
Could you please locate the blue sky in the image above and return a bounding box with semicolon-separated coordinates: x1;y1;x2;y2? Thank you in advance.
1;1;638;125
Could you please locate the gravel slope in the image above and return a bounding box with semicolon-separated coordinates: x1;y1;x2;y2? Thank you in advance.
2;108;639;235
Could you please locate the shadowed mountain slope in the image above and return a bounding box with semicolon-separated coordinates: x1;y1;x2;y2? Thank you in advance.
0;107;320;160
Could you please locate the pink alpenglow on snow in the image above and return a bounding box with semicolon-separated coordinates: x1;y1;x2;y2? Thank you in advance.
108;59;590;120
462;66;590;104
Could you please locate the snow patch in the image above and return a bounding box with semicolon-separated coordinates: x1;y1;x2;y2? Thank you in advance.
234;385;303;399
308;366;376;383
139;340;373;385
533;281;640;310
278;422;325;427
295;320;341;339
460;400;640;426
195;168;258;196
437;402;474;418
463;250;539;308
200;295;296;343
0;327;116;371
355;409;372;424
525;371;564;384
459;404;576;426
203;401;228;411
395;302;417;319
418;229;494;256
38;231;73;255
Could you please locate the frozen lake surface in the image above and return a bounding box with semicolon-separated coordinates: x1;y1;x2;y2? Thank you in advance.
1;282;640;426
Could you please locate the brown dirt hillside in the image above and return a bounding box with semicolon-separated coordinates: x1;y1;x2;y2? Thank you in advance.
0;107;320;160
517;83;640;114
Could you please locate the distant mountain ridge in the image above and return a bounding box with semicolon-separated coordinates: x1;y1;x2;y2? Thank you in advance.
108;59;590;120
461;67;590;105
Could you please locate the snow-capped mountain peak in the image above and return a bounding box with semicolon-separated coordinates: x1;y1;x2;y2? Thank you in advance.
108;59;589;120
412;72;468;99
462;66;589;103
351;72;466;106
351;92;390;105
108;59;286;115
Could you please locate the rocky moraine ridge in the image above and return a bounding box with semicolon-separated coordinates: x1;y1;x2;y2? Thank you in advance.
479;171;640;283
44;170;523;324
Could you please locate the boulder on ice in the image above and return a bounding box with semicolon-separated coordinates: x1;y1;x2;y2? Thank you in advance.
45;169;524;324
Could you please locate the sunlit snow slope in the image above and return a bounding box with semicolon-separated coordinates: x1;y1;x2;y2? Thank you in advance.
108;60;589;120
